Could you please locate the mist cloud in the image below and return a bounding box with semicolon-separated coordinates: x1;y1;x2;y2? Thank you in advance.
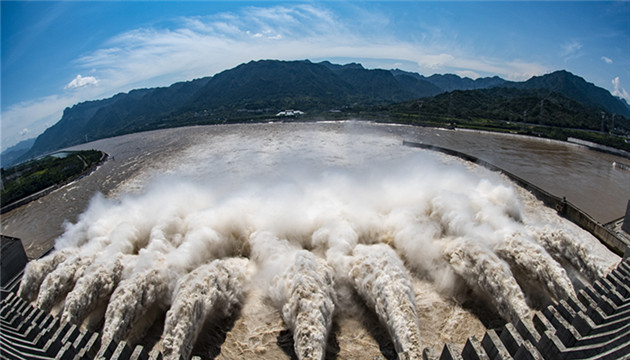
18;140;619;358
3;4;553;150
612;76;630;103
1;94;80;151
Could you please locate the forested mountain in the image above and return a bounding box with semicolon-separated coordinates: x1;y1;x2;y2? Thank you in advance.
17;60;630;162
24;78;211;158
0;138;36;168
393;87;624;131
503;70;630;118
390;69;508;92
21;60;444;160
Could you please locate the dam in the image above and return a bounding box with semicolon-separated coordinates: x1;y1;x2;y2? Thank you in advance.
3;240;630;359
1;122;629;359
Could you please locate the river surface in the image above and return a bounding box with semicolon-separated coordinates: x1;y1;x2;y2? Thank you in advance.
400;126;630;225
4;121;625;358
2;121;628;258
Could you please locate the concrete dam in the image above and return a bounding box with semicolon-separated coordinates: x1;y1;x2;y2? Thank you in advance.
2;124;629;360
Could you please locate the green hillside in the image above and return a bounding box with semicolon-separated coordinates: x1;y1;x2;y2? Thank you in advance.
16;60;630;163
1;150;106;208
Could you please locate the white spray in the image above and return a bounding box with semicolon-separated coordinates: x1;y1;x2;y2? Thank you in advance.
99;210;240;348
36;253;95;312
273;250;336;360
100;261;170;345
19;248;74;302
161;257;252;360
443;238;531;324
249;231;337;360
494;232;576;301
529;226;615;281
349;244;422;359
61;254;127;325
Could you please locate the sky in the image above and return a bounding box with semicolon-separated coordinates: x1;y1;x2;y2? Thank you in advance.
2;1;630;151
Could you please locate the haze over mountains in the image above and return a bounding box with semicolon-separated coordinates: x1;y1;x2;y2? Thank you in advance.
5;60;630;166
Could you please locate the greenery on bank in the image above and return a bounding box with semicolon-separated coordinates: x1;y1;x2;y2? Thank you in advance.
154;86;630;153
338;87;630;153
24;60;630;162
1;150;105;207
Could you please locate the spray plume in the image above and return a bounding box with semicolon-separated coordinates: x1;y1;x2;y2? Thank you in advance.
274;250;336;360
19;248;74;301
101;263;170;345
61;255;126;325
494;233;576;301
16;139;621;356
36;253;95;312
529;226;615;281
443;238;530;324
161;257;252;360
350;244;422;359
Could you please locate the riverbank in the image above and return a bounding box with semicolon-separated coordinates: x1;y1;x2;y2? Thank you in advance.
403;140;629;256
2;122;628;259
1;150;108;214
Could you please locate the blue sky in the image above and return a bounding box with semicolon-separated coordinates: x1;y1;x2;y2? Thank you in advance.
2;1;630;151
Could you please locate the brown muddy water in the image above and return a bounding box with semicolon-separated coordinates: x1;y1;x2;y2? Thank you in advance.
4;121;627;359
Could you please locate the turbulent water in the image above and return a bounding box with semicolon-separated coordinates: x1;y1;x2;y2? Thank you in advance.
16;122;621;359
272;250;336;360
349;244;422;359
161;257;251;360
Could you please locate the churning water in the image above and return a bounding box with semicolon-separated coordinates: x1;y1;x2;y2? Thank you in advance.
12;122;622;359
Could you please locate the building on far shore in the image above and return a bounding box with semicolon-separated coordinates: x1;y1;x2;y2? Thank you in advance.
275;109;304;117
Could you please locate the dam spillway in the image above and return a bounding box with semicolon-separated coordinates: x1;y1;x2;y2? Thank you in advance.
1;122;628;359
3;232;630;359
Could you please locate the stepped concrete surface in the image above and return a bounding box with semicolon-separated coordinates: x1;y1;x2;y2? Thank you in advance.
2;236;630;359
432;256;630;360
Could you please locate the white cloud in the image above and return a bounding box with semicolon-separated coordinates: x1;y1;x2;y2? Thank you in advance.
1;94;80;151
601;56;613;64
417;53;455;69
3;4;551;150
65;74;99;89
456;70;481;79
72;4;547;91
562;40;582;55
561;40;583;62
612;77;630;103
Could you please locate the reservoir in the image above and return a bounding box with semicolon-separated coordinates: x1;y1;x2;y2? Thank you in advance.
1;121;629;259
399;125;630;225
4;120;626;358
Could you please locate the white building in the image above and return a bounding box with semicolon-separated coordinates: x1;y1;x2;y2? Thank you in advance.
275;109;304;117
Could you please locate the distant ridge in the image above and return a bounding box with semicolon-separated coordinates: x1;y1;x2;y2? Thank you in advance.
505;70;630;117
17;60;630;162
390;69;507;92
0;138;36;168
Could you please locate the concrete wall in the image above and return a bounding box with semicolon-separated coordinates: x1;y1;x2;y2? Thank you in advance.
1;235;28;286
623;201;630;234
403;140;629;256
568;137;630;160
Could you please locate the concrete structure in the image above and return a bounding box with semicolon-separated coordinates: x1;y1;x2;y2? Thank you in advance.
1;235;28;289
622;200;630;235
2;243;630;359
275;109;304;117
403;141;630;256
3;144;630;359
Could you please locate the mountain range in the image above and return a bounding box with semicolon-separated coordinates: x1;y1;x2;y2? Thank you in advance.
6;59;630;166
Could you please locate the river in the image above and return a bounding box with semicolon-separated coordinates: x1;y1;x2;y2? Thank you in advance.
4;121;626;358
2;121;628;258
